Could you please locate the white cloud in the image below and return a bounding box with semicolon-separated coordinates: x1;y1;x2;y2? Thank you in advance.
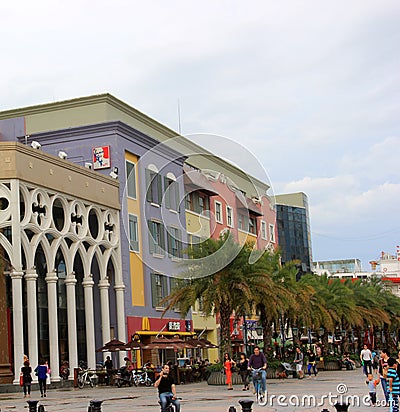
1;0;399;267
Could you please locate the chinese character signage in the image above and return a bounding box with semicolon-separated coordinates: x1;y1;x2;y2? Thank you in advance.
168;321;181;331
93;146;111;170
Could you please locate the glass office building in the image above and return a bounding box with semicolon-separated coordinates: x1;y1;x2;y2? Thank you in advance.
275;192;313;276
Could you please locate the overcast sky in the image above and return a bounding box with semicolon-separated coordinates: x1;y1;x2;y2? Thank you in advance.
1;0;399;269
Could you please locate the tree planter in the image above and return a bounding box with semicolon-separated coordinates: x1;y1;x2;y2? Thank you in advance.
207;371;243;385
266;368;278;379
324;361;341;371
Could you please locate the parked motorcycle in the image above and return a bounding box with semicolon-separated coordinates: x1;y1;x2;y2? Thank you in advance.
115;366;133;387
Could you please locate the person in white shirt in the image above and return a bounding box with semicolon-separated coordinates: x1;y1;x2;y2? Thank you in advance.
360;344;373;375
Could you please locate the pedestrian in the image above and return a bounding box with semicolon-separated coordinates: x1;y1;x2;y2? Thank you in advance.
342;352;355;370
104;355;113;385
21;360;32;398
238;352;249;391
294;347;304;379
365;373;380;407
372;350;379;374
35;359;48;397
379;349;390;403
223;353;235;390
45;360;51;385
360;344;373;375
248;346;267;401
307;349;317;378
387;357;400;412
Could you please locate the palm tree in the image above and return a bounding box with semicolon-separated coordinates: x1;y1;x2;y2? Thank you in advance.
162;234;274;356
252;251;298;354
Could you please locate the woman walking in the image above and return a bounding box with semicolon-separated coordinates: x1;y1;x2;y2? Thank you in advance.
35;359;48;397
21;360;32;398
307;349;317;378
224;353;235;390
238;352;249;390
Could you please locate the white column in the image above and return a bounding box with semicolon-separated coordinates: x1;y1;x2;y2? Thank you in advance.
46;271;60;382
65;274;78;377
114;283;126;366
99;278;111;346
10;270;24;384
10;180;23;383
82;275;96;370
25;269;38;379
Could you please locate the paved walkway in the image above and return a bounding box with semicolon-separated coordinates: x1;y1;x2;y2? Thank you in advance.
0;369;387;411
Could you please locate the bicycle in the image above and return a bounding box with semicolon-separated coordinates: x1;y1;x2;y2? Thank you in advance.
132;368;153;387
158;396;182;412
250;367;266;405
77;368;96;389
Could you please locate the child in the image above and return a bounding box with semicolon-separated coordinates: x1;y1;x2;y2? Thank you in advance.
387;357;400;412
366;373;380;406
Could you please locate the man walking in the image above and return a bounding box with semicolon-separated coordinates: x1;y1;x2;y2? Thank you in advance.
294;347;304;379
360;344;373;375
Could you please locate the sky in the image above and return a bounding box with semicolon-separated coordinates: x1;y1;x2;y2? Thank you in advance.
1;0;399;269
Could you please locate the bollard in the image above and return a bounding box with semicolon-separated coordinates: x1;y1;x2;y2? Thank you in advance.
27;400;40;412
229;407;237;412
334;402;349;412
238;399;254;412
88;399;103;412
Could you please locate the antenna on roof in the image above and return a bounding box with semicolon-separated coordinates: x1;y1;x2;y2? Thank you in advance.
177;99;182;135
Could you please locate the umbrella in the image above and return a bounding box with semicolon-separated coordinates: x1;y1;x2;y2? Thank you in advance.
124;339;147;350
96;338;127;352
144;336;195;350
187;338;218;349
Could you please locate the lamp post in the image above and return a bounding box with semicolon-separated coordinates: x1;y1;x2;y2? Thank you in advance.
243;314;248;357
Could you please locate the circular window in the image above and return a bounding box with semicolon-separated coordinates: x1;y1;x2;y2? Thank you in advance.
0;197;9;211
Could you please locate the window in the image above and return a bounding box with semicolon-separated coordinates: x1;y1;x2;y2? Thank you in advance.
261;221;267;240
269;224;276;243
187;234;202;256
238;213;244;230
151;273;168;308
164;177;179;211
128;214;139;251
148;220;165;255
226;206;233;227
249;217;256;234
126;160;136;198
185;192;209;214
215;201;223;224
167;226;182;258
146;168;162;205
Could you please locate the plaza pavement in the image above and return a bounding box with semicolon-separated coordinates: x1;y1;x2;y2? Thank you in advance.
0;369;386;412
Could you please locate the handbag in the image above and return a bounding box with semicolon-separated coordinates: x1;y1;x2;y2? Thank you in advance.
19;375;23;386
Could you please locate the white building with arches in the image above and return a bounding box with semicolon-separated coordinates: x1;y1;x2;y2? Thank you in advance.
0;142;125;383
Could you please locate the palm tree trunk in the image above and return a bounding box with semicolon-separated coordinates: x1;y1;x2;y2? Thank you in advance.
259;304;272;355
219;302;232;358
